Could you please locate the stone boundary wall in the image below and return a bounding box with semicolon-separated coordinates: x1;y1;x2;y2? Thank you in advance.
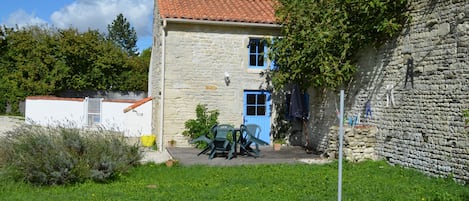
308;0;468;183
326;126;379;162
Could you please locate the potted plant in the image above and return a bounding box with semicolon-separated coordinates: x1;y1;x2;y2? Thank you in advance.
168;139;176;147
273;138;286;151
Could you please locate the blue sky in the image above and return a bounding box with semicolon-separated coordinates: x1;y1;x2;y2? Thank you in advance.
0;0;153;51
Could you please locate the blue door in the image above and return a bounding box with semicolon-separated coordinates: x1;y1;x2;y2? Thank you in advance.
243;90;271;144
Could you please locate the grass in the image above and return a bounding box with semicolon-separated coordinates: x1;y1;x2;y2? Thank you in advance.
1;160;467;201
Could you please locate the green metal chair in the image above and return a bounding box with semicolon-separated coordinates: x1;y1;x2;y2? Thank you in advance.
208;124;235;159
239;124;269;157
190;124;217;156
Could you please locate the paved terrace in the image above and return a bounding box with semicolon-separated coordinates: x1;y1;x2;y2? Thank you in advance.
163;146;329;166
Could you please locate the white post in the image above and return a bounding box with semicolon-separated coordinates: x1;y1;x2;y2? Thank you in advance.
338;90;344;201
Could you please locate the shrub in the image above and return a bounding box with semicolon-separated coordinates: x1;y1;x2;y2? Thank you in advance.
182;104;219;149
0;125;142;185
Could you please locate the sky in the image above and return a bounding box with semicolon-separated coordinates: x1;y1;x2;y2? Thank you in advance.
0;0;154;51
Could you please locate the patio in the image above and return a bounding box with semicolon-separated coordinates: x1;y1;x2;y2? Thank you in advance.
165;146;328;166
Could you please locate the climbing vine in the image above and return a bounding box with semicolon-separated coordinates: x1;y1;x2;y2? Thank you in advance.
269;0;409;90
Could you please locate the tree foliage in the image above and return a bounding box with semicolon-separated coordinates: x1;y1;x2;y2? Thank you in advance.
107;13;138;56
119;47;151;91
0;25;149;114
269;0;409;90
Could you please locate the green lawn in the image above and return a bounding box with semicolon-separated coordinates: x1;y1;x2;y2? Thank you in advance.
1;160;467;201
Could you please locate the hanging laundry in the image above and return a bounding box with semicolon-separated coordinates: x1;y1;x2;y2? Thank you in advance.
365;100;372;119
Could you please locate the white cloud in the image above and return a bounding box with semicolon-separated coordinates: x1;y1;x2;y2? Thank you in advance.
3;9;47;28
51;0;153;37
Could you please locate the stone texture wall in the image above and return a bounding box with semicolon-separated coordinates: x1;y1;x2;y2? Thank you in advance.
149;1;163;151
326;126;379;162
152;22;279;147
311;0;468;182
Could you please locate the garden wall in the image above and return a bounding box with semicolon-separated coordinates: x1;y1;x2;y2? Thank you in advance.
25;96;153;137
309;0;468;182
326;126;379;162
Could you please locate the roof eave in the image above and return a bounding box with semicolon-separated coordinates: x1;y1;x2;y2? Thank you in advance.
163;18;281;28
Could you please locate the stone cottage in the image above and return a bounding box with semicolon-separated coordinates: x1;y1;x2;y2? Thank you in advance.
149;0;280;150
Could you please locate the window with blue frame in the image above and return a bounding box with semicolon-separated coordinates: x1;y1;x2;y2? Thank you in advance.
248;38;267;69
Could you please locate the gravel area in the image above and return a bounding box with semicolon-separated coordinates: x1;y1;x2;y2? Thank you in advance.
0;116;24;136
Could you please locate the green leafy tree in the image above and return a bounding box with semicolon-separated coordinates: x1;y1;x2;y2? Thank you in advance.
107;13;138;56
58;28;130;91
270;0;409;90
0;24;148;114
119;47;151;91
0;25;69;113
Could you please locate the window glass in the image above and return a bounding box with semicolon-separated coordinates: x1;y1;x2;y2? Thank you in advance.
258;94;266;104
247;94;256;104
258;56;264;66
259;41;265;54
249;55;257;66
250;41;257;53
257;106;266;115
247;106;256;115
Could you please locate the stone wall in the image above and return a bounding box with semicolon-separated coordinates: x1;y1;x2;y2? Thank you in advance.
310;0;468;182
326;126;379;162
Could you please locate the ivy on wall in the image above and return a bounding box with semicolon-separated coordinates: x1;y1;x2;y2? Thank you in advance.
269;0;409;90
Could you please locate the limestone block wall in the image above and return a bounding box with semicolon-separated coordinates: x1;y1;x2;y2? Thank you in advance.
326;126;379;162
309;0;468;182
155;23;279;147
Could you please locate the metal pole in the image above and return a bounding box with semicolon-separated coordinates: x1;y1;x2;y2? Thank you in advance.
338;90;344;201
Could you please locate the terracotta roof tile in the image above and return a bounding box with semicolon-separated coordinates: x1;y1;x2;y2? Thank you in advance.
123;97;153;113
26;96;84;102
158;0;277;24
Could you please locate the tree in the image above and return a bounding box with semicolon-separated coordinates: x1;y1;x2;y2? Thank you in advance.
107;13;138;56
0;25;69;113
118;47;151;91
269;0;408;90
0;24;148;114
58;28;132;91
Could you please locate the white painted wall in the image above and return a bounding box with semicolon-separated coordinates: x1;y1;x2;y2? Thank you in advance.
123;100;152;137
25;98;85;127
101;101;131;132
25;97;152;137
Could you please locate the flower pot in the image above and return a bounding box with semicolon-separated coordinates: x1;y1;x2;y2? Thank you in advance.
168;140;176;147
141;135;156;147
274;143;282;151
165;159;177;167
